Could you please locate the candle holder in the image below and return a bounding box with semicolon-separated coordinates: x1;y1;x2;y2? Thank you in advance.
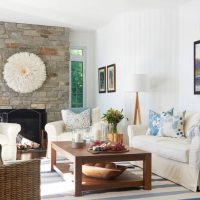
71;141;86;149
71;129;86;149
82;126;92;144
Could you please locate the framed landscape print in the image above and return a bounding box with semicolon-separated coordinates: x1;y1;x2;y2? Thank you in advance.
194;40;200;94
98;67;106;93
107;64;116;92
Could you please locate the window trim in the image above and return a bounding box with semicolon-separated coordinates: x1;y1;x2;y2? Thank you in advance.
69;46;86;108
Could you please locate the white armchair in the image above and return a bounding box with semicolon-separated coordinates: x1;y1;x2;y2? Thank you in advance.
45;108;106;158
0;122;21;161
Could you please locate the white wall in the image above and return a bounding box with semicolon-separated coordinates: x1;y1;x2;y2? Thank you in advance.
69;2;200;143
179;0;200;112
69;30;95;108
95;7;179;139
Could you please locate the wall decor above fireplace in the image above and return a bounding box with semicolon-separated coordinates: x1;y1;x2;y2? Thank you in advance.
3;52;46;93
0;21;69;122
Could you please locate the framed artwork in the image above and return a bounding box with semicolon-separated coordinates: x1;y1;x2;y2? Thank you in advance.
98;67;106;93
194;40;200;94
107;64;116;92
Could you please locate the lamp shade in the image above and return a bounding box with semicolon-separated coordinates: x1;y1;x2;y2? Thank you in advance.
127;74;148;92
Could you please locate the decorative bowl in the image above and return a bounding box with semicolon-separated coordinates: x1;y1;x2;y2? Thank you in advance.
82;164;127;180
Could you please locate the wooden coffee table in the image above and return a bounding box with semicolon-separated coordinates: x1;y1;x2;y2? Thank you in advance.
51;141;151;196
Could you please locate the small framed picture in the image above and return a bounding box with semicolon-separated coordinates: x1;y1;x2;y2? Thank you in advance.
194;40;200;94
107;64;116;92
98;67;106;93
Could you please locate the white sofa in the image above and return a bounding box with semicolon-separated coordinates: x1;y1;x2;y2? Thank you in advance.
128;112;200;192
45;108;106;158
0;122;21;161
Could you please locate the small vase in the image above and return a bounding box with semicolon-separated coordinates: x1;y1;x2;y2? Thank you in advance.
0;144;3;165
109;123;117;133
107;133;123;144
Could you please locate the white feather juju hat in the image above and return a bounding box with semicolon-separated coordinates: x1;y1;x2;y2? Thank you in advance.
3;52;46;93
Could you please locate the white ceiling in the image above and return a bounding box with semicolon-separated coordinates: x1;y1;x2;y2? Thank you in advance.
0;0;189;31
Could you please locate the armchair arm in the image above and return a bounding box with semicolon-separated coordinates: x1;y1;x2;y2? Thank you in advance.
45;120;65;140
45;120;66;158
127;125;148;146
189;135;200;169
0;123;21;145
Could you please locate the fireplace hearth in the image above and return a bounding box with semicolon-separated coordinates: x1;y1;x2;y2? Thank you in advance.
0;109;47;147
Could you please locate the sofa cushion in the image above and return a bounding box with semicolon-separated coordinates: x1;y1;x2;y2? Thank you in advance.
157;138;190;163
132;135;164;153
131;135;190;163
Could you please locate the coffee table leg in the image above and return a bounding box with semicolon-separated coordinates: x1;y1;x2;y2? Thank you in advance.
51;144;56;171
74;158;82;196
143;154;151;190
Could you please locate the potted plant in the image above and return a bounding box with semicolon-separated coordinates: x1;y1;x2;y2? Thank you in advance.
102;108;124;143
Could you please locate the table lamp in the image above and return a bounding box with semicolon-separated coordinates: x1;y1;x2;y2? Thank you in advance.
129;74;148;125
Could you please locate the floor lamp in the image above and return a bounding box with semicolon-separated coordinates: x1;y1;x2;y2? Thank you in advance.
131;74;148;125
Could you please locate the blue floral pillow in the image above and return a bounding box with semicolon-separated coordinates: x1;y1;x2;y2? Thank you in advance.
187;124;200;140
158;111;185;138
146;110;161;136
146;108;173;136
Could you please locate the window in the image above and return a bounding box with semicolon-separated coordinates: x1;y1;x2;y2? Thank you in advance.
70;48;85;108
70;49;83;56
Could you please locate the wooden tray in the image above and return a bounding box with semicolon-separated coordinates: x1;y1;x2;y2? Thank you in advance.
82;165;127;179
88;148;129;154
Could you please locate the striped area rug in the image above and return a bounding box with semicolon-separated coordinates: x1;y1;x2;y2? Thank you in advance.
41;160;200;200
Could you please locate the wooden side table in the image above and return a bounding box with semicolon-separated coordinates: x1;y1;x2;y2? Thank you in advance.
17;148;46;160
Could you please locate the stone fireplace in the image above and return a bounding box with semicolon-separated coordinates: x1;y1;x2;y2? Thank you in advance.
0;21;70;122
0;109;47;147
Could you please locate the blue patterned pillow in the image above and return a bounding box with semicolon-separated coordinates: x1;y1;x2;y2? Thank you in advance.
187;124;200;140
146;110;161;136
146;109;173;136
158;111;185;138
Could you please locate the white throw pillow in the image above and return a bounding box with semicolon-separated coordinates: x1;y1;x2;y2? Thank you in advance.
61;109;90;129
92;107;100;125
158;111;186;138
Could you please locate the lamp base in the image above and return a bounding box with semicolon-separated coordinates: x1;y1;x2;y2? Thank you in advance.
133;92;142;125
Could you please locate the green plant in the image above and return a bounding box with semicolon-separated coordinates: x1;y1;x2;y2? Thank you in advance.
102;108;124;133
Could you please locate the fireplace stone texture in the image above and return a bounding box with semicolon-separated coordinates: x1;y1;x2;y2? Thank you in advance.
0;22;69;122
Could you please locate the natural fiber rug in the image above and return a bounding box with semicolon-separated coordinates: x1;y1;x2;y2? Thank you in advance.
40;160;200;200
